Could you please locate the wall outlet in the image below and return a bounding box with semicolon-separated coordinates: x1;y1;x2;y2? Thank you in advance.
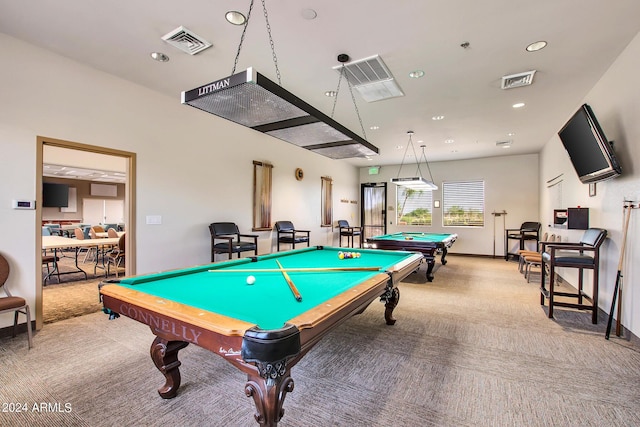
146;215;162;225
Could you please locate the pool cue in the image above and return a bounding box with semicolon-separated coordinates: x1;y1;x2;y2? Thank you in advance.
207;266;381;273
616;203;636;336
276;260;302;302
605;203;633;339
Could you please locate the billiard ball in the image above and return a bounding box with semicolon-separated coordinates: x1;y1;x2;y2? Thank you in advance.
338;252;345;259
246;275;256;285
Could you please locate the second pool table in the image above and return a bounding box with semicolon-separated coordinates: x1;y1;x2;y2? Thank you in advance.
366;232;457;281
99;245;422;426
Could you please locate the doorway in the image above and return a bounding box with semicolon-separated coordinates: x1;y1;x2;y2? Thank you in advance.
361;182;387;239
36;136;136;329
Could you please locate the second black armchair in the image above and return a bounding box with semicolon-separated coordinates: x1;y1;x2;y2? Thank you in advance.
337;220;362;248
274;221;310;251
209;222;258;261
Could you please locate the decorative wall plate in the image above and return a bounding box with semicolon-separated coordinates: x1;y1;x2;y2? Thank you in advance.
295;168;304;181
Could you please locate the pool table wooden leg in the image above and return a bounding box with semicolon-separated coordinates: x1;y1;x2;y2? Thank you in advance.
425;259;435;282
245;366;295;426
440;247;449;265
382;285;400;325
150;337;189;399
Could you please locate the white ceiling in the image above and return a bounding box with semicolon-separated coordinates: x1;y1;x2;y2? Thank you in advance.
2;0;640;167
43;164;126;183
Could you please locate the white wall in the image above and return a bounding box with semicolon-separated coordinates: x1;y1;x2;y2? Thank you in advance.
0;34;360;329
360;154;540;256
539;32;640;337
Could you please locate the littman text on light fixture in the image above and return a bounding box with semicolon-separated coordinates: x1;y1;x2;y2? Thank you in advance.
181;0;379;159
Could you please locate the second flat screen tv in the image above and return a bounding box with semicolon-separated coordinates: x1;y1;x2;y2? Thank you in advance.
558;104;621;184
42;183;69;207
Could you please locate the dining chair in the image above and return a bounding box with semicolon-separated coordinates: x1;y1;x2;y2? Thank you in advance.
106;233;126;277
0;253;33;349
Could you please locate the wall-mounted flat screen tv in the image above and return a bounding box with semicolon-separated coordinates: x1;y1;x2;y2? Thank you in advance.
558;104;621;184
42;183;69;207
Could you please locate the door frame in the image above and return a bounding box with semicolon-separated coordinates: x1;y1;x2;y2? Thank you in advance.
35;136;136;330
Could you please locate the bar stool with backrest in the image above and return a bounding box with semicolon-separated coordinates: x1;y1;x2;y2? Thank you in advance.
517;232;549;273
0;252;33;349
540;228;607;324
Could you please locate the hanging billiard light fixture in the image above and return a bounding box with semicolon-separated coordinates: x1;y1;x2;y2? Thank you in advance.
391;131;438;190
181;0;379;159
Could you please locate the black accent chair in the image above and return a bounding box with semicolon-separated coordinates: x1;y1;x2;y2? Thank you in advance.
540;228;607;324
505;221;541;261
209;222;258;261
275;221;310;251
337;220;362;248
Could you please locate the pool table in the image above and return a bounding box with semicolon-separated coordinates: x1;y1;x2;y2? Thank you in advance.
366;232;457;281
99;246;422;426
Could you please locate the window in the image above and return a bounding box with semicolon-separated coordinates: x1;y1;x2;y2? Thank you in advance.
396;186;433;226
321;176;333;227
442;180;485;227
252;161;273;231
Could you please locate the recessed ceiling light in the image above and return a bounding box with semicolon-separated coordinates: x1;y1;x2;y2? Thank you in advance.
370;125;380;130
150;52;170;62
507;132;515;136
409;70;425;78
225;11;246;25
324;91;337;97
396;145;403;150
512;102;525;109
432;115;444;121
445;139;455;144
502;145;512;149
301;8;317;20
526;41;547;52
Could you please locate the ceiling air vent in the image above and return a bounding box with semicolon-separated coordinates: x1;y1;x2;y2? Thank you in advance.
333;54;404;102
162;26;212;55
501;70;536;89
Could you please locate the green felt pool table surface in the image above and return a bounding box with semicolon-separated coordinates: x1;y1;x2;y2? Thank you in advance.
369;232;457;244
113;246;416;330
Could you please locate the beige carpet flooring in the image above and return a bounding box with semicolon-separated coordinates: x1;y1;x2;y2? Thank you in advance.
43;253;119;323
3;255;639;426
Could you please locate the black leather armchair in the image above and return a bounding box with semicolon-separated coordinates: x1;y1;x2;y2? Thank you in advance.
505;221;541;261
209;222;258;261
274;221;310;251
337;220;362;248
540;228;607;324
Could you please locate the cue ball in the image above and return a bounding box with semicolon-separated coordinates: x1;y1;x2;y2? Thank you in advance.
246;275;256;285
